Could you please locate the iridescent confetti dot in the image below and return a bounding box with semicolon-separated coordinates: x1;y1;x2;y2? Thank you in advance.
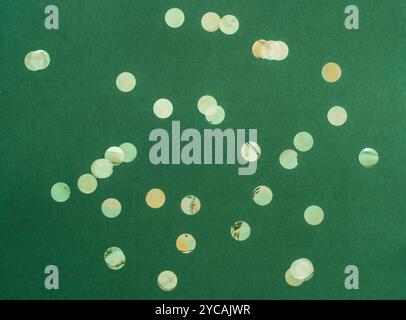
289;258;314;281
293;132;313;152
77;173;97;194
197;95;217;115
157;270;178;291
285;269;304;287
304;205;324;226
153;98;173;119
252;186;273;206
359;148;379;168
201;12;220;32
261;40;289;61
241;142;261;162
219;14;239;35
327;106;347;126
176;233;196;254
252;39;266;58
165;8;185;28
146;188;166;209
104;146;125;166
180;195;201;215
231;221;251;241
24;50;50;71
101;198;122;218
50;182;71;202
205;105;225;125
279;149;298;169
104;247;126;270
119;142;137;163
116;72;136;92
91;159;113;179
322;62;342;83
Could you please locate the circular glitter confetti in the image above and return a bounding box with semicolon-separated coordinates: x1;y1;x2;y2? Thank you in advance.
304;205;324;226
201;12;220;32
165;8;185;28
91;159;113;179
275;41;289;61
219;15;239;35
359;148;379;168
285;269;304;287
104;146;125;166
205;105;225;125
322;62;342;83
252;39;266;59
50;182;71;202
252;186;273;206
176;233;196;254
289;258;314;281
197;95;217;115
262;40;289;61
24;50;50;71
327;106;347;126
119;142;137;163
146;188;166;209
293;132;314;152
279;149;298;170
116;72;136;92
180;195;201;215
101;198;122;218
153;98;173;119
157;270;178;291
77;173;97;194
241;142;261;162
104;247;126;270
231;221;251;241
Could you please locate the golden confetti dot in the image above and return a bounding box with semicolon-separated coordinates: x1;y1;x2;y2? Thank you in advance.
285;269;304;287
180;195;201;215
197;95;217;115
293;132;314;152
289;258;314;281
153;98;173;119
241;142;261;162
104;247;126;270
201;12;220;32
101;198;122;218
304;205;324;226
231;221;251;241
252;39;266;58
252;186;273;206
104;146;125;166
279;149;298;170
24;50;50;71
322;62;342;83
116;72;136;92
219;14;239;35
119;142;137;163
176;233;196;254
146;188;166;209
50;182;71;202
359;148;379;168
77;173;97;194
205;105;225;125
91;159;113;179
327;106;348;126
157;270;178;291
165;8;185;28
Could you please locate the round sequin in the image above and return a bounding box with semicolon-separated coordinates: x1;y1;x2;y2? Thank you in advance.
146;188;166;209
197;95;217;115
77;173;97;194
104;247;126;270
252;39;266;59
50;182;71;202
285;269;304;287
180;195;201;215
322;62;342;83
231;221;251;241
289;258;314;281
165;8;185;28
241;142;261;162
253;186;273;206
101;198;122;218
153;98;173;119
293;132;314;152
104;146;125;166
176;233;196;254
205;105;225;125
279;149;298;170
219;15;239;35
116;72;136;92
327;106;347;126
201;12;220;32
157;270;178;291
304;205;324;226
24;50;50;71
91;159;113;179
119;142;137;163
359;148;379;168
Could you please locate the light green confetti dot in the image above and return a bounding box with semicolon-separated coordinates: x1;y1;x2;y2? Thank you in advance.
104;247;126;270
231;221;251;241
359;148;379;168
51;182;71;202
101;198;122;218
119;142;137;163
253;185;273;206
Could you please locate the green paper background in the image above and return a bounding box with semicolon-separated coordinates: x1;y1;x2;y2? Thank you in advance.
1;0;406;299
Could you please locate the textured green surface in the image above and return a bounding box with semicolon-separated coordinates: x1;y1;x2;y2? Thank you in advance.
1;0;406;299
